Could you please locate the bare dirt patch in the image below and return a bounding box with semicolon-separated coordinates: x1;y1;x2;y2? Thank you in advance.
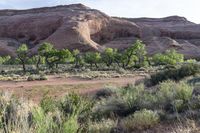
0;75;145;103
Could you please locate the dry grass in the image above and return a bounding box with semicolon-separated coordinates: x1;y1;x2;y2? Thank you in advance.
171;120;200;133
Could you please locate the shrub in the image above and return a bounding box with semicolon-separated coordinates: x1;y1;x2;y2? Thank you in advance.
39;75;48;80
158;81;193;102
89;119;117;133
178;63;200;78
92;98;129;120
94;88;115;100
185;59;197;63
189;96;200;110
157;81;193;112
171;120;199;133
122;109;159;130
120;84;145;109
119;84;157;110
0;92;34;133
188;77;200;86
27;75;47;81
27;75;36;81
59;93;94;131
151;63;200;85
115;67;126;74
59;93;93;116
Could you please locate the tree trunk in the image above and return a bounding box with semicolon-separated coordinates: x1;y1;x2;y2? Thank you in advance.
95;63;98;69
75;60;79;68
36;56;41;70
22;62;26;74
90;63;93;69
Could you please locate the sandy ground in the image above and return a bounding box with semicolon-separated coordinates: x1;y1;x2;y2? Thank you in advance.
0;75;145;102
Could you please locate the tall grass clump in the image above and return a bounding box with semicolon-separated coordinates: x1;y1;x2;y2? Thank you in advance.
32;107;62;133
0;92;34;133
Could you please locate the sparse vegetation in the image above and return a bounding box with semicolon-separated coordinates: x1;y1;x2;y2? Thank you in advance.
1;39;200;132
1;77;200;132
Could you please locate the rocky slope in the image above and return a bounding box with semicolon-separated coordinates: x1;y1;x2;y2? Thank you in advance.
0;4;200;58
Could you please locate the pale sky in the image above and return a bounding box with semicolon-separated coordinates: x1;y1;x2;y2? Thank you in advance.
0;0;199;23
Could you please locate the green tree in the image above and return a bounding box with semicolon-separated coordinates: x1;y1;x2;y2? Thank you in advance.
38;43;72;69
115;40;147;68
0;56;11;65
38;42;54;69
28;55;45;67
84;52;101;68
16;44;29;73
133;40;148;67
54;49;72;68
165;49;184;64
152;49;184;65
102;48;117;67
114;51;137;68
72;49;84;68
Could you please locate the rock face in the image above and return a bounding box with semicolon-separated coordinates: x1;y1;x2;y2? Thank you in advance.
0;4;140;56
0;4;200;58
122;16;200;58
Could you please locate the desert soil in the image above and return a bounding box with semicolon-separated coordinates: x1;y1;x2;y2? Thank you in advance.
0;75;145;103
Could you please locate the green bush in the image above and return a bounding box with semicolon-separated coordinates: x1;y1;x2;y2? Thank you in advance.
122;109;159;130
158;81;193;102
120;84;145;109
119;84;157;110
151;63;200;85
89;119;116;133
157;81;193;112
59;93;93;116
